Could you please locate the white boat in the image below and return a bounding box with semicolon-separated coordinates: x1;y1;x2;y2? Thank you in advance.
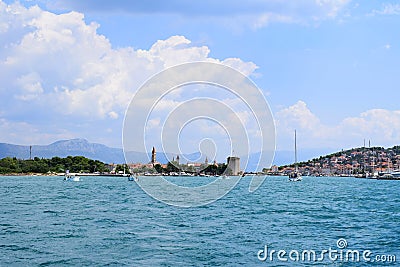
391;170;400;178
381;173;394;179
289;130;302;182
376;170;400;180
179;171;192;176
64;173;80;182
289;172;302;182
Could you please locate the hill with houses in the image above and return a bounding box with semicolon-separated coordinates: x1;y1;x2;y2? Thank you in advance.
270;146;400;176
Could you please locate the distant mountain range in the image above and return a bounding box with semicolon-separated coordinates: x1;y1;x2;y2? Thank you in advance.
0;138;334;170
0;139;203;165
0;139;125;163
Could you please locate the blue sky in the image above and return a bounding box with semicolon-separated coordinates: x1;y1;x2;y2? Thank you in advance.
1;0;400;159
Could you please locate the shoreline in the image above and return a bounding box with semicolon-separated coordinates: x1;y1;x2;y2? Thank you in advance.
0;173;128;177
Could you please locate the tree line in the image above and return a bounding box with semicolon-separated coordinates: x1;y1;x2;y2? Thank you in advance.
0;156;109;174
153;162;229;175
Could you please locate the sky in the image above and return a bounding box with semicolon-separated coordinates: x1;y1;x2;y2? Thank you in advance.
1;0;400;159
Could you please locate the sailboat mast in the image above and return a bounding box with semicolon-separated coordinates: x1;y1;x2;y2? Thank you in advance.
295;130;298;172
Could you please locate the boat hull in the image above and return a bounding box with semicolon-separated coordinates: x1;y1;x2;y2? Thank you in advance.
64;175;80;182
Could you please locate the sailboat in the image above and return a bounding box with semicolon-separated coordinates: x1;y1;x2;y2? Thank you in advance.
289;130;302;182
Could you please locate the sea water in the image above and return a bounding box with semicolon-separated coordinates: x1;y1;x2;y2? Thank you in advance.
0;176;399;266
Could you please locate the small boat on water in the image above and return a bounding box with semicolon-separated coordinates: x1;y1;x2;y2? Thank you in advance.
289;172;302;182
128;175;139;182
64;173;80;182
375;170;400;180
289;130;302;182
391;170;400;178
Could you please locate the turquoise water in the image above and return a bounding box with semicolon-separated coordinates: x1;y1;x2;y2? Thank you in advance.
0;176;399;266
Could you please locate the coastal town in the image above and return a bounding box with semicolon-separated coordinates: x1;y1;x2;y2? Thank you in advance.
0;146;241;177
110;147;241;176
266;146;400;178
2;143;400;179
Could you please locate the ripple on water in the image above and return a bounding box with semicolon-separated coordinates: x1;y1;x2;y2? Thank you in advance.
0;175;399;266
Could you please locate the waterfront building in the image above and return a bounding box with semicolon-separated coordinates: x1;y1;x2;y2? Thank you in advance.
227;156;240;175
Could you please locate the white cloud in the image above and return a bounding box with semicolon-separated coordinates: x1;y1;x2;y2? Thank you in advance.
0;1;260;147
220;58;258;76
108;111;119;119
251;12;295;29
146;36;211;68
276;101;400;150
0;2;256;117
146;118;161;130
15;72;44;100
342;109;400;141
276;100;321;131
370;3;400;16
316;0;351;18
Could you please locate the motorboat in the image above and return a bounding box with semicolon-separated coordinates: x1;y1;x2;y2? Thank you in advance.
64;173;80;182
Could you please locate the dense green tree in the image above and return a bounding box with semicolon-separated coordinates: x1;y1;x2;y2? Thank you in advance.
115;164;130;174
166;161;180;173
154;164;163;173
0;156;110;174
203;163;227;175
